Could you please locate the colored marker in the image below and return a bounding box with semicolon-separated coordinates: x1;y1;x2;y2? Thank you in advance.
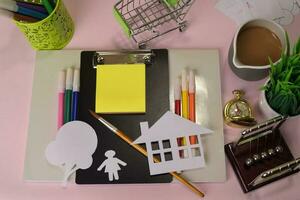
174;76;183;158
64;67;73;123
188;70;195;122
181;69;189;155
14;12;39;22
16;2;48;14
57;70;65;129
0;0;47;19
71;69;80;121
181;69;189;119
174;77;181;116
41;0;53;14
188;70;197;156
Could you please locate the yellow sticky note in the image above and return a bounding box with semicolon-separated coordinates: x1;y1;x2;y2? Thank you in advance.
95;64;146;113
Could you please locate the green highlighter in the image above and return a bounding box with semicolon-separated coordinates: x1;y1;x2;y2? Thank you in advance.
64;67;73;124
42;0;53;14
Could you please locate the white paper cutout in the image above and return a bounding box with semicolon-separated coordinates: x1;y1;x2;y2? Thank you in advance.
97;150;127;181
45;121;98;186
133;111;213;175
215;0;300;26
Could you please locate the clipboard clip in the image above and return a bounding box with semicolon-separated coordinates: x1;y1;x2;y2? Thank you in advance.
92;50;154;68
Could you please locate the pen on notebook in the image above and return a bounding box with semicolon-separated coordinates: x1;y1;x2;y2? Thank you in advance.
0;0;47;19
57;70;65;129
71;69;80;121
64;67;73;124
89;110;205;198
181;69;189;119
41;0;53;14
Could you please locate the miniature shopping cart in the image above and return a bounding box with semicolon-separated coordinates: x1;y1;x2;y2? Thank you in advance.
114;0;195;48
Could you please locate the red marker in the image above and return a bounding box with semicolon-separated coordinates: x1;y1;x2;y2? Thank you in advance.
174;77;181;116
175;77;183;158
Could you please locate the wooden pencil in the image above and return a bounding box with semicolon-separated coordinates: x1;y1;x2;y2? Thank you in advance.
89;110;205;198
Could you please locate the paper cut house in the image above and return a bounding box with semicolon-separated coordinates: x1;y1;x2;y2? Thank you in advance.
133;111;213;175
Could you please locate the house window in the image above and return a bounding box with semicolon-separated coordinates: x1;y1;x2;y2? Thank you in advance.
191;147;201;157
176;137;187;147
162;139;171;149
189;135;199;145
151;141;160;150
179;149;189;159
164;152;173;161
153;153;161;163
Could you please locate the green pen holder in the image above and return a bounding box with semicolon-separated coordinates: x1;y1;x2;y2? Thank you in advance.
14;0;74;50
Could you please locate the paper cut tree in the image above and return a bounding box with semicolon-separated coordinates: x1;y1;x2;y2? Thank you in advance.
45;121;98;186
97;150;127;181
133;111;213;175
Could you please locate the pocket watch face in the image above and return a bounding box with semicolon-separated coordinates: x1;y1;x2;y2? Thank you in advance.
228;101;250;118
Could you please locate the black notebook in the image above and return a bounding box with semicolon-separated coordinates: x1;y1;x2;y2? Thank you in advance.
76;50;172;184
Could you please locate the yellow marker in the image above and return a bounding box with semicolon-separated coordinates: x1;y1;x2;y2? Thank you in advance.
181;70;189;148
181;69;189;119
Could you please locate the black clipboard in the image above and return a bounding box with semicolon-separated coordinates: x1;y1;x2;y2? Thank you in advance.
76;49;172;184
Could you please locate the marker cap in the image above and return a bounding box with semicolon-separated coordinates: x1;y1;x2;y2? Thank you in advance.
58;70;65;92
73;68;80;92
189;70;195;93
66;67;73;90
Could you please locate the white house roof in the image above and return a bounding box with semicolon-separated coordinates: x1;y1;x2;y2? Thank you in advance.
133;111;213;144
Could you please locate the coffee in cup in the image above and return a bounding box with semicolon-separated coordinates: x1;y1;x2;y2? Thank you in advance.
236;26;282;66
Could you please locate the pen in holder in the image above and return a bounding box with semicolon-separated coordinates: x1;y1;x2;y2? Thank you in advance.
14;0;74;50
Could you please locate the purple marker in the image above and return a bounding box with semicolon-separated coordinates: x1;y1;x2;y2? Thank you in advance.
71;69;80;121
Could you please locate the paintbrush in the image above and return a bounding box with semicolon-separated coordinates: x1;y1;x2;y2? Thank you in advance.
89;110;205;198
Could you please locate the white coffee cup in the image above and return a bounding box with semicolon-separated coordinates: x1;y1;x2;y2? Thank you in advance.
232;19;286;70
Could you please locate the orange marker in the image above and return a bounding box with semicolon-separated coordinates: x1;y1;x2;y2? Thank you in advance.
188;70;197;154
188;70;195;122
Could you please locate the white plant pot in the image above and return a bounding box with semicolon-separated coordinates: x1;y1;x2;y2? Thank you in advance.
259;89;279;119
259;80;300;119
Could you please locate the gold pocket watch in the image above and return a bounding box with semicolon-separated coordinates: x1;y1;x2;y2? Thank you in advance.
224;90;257;127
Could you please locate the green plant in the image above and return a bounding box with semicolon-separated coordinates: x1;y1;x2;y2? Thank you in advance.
263;33;300;116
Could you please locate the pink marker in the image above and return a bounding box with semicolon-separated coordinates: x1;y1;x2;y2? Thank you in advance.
57;70;65;129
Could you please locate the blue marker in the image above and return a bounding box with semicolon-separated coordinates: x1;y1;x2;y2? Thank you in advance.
0;0;47;20
71;69;80;121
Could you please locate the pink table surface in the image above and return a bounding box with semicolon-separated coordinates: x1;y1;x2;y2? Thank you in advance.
0;0;299;200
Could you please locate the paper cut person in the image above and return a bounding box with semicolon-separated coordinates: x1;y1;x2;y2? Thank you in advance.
97;150;127;181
